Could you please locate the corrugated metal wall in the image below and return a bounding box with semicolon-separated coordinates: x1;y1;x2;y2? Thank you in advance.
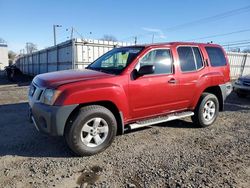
0;44;8;70
74;39;129;69
16;40;73;75
15;40;250;79
15;39;130;76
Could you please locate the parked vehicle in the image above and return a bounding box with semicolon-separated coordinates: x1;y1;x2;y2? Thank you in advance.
5;65;22;81
28;42;232;156
233;74;250;98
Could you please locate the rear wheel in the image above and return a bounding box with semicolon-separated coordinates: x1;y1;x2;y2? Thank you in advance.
65;105;117;156
192;93;219;127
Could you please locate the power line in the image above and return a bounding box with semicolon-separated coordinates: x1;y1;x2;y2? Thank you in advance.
226;44;250;48
121;5;250;42
185;28;250;41
121;32;154;42
221;41;250;47
219;39;250;45
72;27;84;39
164;5;250;32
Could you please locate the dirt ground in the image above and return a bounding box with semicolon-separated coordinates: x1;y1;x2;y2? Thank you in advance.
0;74;249;188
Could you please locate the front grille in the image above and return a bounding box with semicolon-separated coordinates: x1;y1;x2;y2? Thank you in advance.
29;83;44;101
29;84;36;97
37;90;44;100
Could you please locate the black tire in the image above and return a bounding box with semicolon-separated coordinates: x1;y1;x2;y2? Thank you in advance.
65;105;117;156
236;92;247;98
191;92;219;128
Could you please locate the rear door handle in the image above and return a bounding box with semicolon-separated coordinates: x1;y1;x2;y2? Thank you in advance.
168;78;177;84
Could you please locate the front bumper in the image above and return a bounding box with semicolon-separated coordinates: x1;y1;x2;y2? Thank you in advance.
29;103;78;136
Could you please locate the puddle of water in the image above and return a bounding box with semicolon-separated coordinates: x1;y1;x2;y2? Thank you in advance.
77;166;103;187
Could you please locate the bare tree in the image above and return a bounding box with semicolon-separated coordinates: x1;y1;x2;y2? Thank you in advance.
8;51;16;60
0;37;6;44
100;34;117;42
26;42;37;54
8;51;17;65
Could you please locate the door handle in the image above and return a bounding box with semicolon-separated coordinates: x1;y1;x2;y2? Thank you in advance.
168;78;177;84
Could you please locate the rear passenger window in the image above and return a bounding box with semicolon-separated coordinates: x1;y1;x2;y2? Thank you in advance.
193;47;203;69
177;47;203;72
205;47;227;67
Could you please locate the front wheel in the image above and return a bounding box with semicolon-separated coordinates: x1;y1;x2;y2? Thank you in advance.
65;105;117;156
191;93;219;127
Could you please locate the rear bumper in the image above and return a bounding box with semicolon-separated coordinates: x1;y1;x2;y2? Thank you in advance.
219;82;233;101
29;103;78;136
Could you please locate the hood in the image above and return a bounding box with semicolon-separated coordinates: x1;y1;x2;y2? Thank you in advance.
33;69;114;88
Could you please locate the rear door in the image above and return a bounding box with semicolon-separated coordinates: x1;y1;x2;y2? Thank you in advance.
175;46;208;107
204;46;230;84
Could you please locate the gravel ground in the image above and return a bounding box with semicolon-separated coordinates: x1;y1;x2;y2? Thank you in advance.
0;74;249;188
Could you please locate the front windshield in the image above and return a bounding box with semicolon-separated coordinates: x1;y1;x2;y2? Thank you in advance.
87;47;144;74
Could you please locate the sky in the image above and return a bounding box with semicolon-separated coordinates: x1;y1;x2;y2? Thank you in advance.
0;0;250;53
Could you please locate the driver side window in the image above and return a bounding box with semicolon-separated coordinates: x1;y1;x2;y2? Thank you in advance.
136;49;173;74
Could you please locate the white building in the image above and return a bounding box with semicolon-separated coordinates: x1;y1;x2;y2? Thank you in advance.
0;44;8;70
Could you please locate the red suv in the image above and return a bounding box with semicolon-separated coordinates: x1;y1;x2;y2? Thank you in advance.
28;42;232;156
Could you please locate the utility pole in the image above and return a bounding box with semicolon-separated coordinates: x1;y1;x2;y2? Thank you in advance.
70;27;74;39
152;34;155;43
53;24;62;45
134;36;137;45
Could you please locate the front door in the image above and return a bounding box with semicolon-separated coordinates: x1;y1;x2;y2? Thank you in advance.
129;48;182;119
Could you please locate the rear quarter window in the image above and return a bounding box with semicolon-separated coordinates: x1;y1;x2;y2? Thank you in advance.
205;47;227;67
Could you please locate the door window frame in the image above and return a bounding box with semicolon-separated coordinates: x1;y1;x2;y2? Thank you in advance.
176;45;205;73
134;48;175;76
204;46;227;67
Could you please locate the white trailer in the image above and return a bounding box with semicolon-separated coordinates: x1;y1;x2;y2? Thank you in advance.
15;39;130;76
0;44;8;70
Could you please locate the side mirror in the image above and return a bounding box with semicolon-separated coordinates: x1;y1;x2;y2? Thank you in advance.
138;65;155;75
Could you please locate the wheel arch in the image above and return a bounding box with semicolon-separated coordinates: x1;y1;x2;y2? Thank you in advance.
64;100;124;137
203;86;224;111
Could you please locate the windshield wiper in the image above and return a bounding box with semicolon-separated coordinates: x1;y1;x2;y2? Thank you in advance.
98;68;117;74
86;67;102;72
86;67;117;74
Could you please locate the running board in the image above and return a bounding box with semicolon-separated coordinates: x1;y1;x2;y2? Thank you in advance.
128;111;194;130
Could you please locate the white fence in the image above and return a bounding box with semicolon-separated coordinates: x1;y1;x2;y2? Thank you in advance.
227;52;250;79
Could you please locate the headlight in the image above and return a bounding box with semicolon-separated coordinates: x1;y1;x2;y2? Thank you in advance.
43;89;61;105
235;79;243;85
